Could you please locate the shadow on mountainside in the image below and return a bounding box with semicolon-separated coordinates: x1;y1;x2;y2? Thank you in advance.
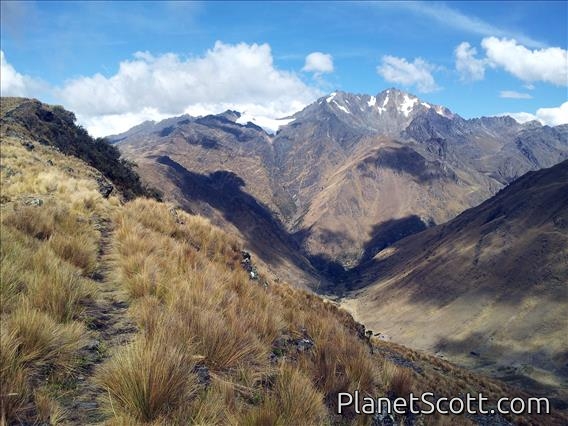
155;153;440;292
361;215;428;263
155;155;320;280
356;145;457;183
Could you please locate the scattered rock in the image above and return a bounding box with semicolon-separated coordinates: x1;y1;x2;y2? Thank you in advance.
23;197;43;206
47;159;54;166
75;402;98;410
469;411;512;425
241;250;259;280
84;339;100;350
169;207;185;224
22;141;35;150
193;364;211;387
271;333;316;358
3;167;17;178
96;177;114;198
372;400;395;425
296;338;314;352
470;351;480;357
374;332;391;341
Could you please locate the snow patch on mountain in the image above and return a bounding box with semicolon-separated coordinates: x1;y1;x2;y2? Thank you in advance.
236;113;295;133
368;96;376;107
434;106;453;119
399;95;418;117
333;101;351;114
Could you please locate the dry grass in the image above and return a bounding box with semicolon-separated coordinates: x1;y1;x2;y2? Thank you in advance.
4;305;86;377
101;198;386;423
0;326;30;423
240;366;327;425
0;306;85;424
96;332;199;422
380;361;413;397
0;136;109;424
33;389;65;425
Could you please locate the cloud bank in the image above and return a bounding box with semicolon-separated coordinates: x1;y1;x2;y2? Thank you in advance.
0;51;46;97
377;55;438;93
499;90;532;99
53;42;321;135
456;37;568;86
397;2;545;49
455;42;486;81
503;102;568;126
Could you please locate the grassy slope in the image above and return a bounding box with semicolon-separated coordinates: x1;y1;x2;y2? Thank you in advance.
1;98;566;425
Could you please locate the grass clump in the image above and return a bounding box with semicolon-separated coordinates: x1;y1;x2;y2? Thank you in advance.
96;332;198;422
241;366;327;425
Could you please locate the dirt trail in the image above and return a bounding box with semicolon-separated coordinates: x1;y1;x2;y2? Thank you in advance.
60;215;137;425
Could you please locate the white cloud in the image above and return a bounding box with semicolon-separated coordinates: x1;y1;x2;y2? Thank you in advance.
78;108;170;138
56;41;321;136
302;52;334;74
482;37;568;86
499;90;532;99
377;55;438;93
536;102;568;126
0;50;45;97
502;102;568;126
455;42;486;81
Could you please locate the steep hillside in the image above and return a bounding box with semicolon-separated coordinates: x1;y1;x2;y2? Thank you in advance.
0;98;158;200
3;98;566;425
114;112;322;289
112;89;568;284
342;160;568;405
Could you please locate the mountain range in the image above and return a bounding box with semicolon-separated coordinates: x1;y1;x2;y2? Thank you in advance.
111;88;568;286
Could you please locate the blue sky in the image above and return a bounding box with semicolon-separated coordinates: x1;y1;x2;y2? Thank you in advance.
1;1;567;136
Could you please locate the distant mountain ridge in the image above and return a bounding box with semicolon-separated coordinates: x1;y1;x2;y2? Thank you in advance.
112;88;568;286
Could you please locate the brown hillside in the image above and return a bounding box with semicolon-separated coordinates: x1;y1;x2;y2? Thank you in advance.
342;160;568;406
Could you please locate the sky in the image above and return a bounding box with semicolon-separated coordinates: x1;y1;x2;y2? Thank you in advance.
1;1;567;136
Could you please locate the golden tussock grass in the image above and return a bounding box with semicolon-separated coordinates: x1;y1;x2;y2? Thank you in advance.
96;331;199;422
101;198;384;423
380;361;413;397
0;306;85;423
239;366;327;425
1;136;108;424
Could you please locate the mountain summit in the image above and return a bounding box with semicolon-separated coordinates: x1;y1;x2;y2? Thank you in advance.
287;88;455;139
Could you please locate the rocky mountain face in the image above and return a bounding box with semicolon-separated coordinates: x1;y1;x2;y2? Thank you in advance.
112;88;568;287
342;160;568;404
